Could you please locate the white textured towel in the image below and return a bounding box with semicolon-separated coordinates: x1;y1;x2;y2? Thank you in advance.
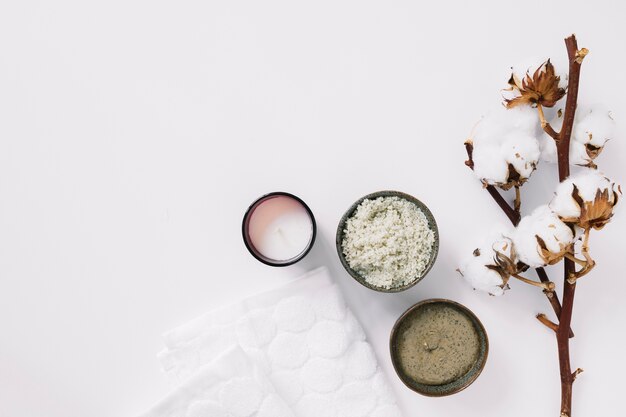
140;347;294;417
144;267;402;417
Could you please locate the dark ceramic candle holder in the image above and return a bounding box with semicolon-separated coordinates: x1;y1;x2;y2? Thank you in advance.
242;192;316;267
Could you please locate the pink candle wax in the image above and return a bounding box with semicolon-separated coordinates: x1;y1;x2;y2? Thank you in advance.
244;193;315;265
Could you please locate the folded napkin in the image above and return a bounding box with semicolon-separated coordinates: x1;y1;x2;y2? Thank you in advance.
146;267;402;417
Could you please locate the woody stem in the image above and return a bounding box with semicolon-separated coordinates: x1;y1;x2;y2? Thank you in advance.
512;273;555;291
563;252;588;267
537;104;559;140
556;34;585;417
537;313;559;332
567;229;596;284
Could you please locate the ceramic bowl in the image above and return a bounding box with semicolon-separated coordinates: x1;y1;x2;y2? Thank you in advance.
389;299;489;396
335;190;439;292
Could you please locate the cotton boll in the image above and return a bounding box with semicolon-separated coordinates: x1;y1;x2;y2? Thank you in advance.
472;144;509;185
459;259;507;296
503;57;569;108
492;106;540;135
499;105;541;134
550;169;621;229
469;106;541;188
568;140;593;166
538;132;558;163
512;205;574;267
550;169;608;218
574;106;615;148
557;169;613;205
472;106;539;145
539;131;591;166
539;106;615;166
508;56;569;89
501;132;541;179
458;231;515;296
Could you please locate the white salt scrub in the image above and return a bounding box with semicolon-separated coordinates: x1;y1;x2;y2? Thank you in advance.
342;196;435;289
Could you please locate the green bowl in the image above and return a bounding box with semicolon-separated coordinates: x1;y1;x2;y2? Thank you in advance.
389;299;489;396
335;190;439;293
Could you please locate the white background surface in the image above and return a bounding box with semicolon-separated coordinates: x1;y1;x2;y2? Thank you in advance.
1;1;625;416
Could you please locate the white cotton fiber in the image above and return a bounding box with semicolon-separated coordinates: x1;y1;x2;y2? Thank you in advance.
550;169;618;220
472;144;509;184
459;256;508;296
574;106;615;148
501;131;541;179
458;230;514;296
469;106;541;187
473;106;539;140
539;134;591;166
512;205;575;267
540;105;615;165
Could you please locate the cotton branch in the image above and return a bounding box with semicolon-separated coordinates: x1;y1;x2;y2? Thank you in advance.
464;142;574;337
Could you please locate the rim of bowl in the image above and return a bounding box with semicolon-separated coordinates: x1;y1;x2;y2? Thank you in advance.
389;298;489;397
242;191;317;267
335;190;439;292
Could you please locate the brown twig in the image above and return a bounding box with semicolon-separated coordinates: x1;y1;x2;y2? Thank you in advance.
555;33;585;417
536;268;574;338
464;143;574;337
543;123;560;140
485;184;521;224
464;141;474;169
537;104;560;140
512;273;555;291
567;229;596;283
537;313;559;332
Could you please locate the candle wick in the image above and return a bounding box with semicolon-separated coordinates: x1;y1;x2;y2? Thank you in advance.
276;227;292;246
